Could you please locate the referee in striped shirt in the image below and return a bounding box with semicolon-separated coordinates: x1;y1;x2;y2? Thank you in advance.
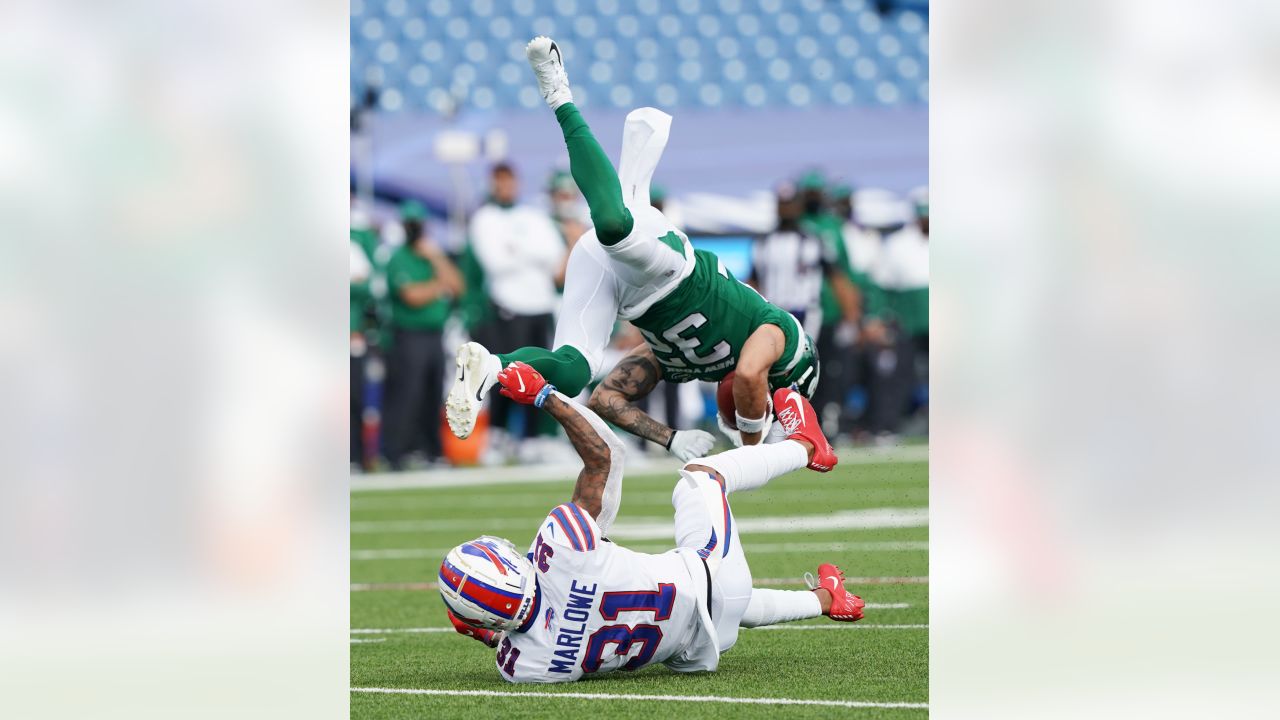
749;183;856;339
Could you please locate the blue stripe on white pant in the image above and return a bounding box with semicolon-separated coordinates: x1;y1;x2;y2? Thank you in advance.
672;469;753;653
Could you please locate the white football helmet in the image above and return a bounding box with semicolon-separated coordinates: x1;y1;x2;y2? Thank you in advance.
438;536;540;631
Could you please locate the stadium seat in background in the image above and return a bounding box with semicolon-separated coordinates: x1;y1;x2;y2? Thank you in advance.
351;0;929;113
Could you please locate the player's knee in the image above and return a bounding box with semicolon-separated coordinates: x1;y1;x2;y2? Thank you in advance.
593;211;634;246
681;463;727;492
550;345;594;396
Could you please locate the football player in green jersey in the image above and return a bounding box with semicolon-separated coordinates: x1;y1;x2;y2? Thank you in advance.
445;36;818;460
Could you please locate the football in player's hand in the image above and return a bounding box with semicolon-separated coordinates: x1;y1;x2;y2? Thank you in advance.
716;371;737;429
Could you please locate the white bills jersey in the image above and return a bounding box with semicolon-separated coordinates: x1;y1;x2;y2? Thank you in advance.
497;502;718;683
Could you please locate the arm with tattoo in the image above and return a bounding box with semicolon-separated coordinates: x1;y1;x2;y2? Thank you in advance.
588;344;675;449
542;393;625;530
496;360;626;530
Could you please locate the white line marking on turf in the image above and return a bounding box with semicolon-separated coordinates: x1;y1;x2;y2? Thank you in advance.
351;540;927;560
351;507;928;535
351;623;925;635
350;445;928;492
350;638;386;643
352;483;925;511
350;687;928;709
349;576;928;591
751;624;929;631
352;628;454;634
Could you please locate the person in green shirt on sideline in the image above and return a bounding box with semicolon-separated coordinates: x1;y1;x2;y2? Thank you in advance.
865;190;929;438
382;206;465;469
877;192;929;347
795;172;864;435
351;232;375;468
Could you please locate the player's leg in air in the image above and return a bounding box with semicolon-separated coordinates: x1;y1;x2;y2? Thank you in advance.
446;35;691;440
672;387;864;656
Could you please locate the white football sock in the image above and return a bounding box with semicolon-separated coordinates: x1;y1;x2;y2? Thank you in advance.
690;439;808;494
739;588;822;627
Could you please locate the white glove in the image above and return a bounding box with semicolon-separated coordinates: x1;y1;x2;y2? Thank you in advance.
667;429;716;461
716;414;745;448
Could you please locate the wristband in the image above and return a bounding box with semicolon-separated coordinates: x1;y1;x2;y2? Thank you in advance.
735;410;770;434
664;431;675;450
534;384;557;408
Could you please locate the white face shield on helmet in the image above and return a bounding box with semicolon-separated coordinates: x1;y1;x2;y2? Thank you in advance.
438;536;539;632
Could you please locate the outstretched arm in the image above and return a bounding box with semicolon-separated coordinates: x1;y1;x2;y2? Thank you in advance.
589;344;671;447
497;362;625;532
589;344;716;462
542;392;622;525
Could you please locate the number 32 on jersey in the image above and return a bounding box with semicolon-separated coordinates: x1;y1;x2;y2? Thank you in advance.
638;314;731;368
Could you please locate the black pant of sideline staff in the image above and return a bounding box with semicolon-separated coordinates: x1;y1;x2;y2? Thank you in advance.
862;329;917;437
351;350;365;466
479;309;554;440
813;321;851;436
383;328;446;468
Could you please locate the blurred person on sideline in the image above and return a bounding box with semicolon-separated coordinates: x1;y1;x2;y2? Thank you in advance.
351;230;374;470
864;188;929;439
382;202;465;470
470;162;566;462
547;169;587;290
750;182;835;336
831;184;883;291
796;171;863;437
829;183;891;438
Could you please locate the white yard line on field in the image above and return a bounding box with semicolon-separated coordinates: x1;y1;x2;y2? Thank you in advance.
352;542;926;560
352;540;927;561
350;687;928;710
352;484;925;511
351;623;925;636
350;577;928;591
350;638;386;643
351;507;928;535
350;445;928;492
750;623;929;631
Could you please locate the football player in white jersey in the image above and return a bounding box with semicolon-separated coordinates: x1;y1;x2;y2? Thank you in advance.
445;36;821;461
439;361;866;683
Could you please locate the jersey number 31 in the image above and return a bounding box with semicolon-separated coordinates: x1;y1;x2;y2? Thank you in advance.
582;583;677;673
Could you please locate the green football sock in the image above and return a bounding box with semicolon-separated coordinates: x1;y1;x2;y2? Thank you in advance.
497;345;593;397
555;103;634;245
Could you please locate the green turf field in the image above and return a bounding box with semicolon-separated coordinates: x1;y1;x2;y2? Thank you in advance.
352;451;928;718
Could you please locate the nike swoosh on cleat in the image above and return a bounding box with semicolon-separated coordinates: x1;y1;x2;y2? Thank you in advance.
786;393;805;428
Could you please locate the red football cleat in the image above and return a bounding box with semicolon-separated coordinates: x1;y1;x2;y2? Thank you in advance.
772;387;838;472
808;563;865;622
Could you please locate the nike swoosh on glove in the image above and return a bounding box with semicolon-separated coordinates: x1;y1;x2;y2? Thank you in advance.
496;361;547;406
668;429;716;461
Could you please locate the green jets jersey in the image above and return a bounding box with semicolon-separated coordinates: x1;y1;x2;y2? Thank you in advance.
631;249;820;396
